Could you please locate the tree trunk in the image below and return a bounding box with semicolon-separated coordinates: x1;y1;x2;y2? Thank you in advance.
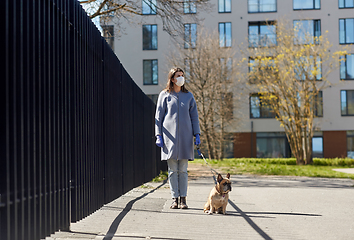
305;135;313;165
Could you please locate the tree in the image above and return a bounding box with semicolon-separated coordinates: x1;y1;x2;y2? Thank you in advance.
242;20;347;165
79;0;211;37
168;28;242;160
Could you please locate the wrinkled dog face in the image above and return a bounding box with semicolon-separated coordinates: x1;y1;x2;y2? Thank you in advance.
220;179;232;194
218;173;231;194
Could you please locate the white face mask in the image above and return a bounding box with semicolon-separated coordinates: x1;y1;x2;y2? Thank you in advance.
175;76;185;87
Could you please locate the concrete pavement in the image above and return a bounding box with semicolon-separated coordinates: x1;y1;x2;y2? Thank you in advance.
47;175;354;240
332;168;354;174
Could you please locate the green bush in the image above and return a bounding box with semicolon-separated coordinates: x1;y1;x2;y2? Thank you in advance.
214;158;354;167
192;157;354;179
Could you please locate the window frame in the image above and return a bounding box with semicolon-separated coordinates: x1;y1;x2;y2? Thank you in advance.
339;18;354;44
248;0;277;13
294;55;322;81
142;24;158;50
340;90;354;116
347;130;354;159
248;21;277;48
256;132;291;158
184;0;197;14
249;93;276;119
248;57;277;84
184;23;197;49
339;0;354;9
313;91;323;117
293;0;321;10
293;19;321;45
340;54;354;80
143;59;158;85
312;133;324;158
219;22;232;48
219;0;231;13
102;25;114;51
142;0;157;15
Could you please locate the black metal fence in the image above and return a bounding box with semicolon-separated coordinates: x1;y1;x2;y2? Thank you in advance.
1;0;161;239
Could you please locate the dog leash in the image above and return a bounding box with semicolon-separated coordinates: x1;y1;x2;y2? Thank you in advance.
196;145;219;185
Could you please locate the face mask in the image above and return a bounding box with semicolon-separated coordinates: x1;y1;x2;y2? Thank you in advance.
175;76;185;87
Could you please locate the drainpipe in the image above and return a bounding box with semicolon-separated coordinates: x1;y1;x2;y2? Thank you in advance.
251;121;254;158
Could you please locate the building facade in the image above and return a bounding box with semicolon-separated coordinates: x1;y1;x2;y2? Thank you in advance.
103;0;354;158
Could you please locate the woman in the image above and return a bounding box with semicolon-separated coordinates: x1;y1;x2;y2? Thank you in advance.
155;67;201;209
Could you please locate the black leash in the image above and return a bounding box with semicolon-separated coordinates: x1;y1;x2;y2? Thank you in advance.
196;145;219;184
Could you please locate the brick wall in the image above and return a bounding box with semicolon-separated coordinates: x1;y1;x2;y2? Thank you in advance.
323;131;347;158
234;132;257;158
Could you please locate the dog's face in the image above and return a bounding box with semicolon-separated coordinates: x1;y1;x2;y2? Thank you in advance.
217;173;232;194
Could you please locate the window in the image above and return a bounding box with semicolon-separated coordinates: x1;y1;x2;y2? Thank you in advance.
143;59;158;85
142;0;157;14
256;132;290;158
248;21;276;47
294;20;321;44
143;24;157;50
248;0;277;13
102;25;114;51
184;23;197;49
313;91;323;117
347;131;354;159
312;132;323;158
220;57;233;80
219;0;231;13
249;57;276;83
341;90;354;116
250;93;276;118
295;55;322;81
293;0;320;10
184;0;196;14
339;18;354;44
339;0;354;8
219;22;232;47
147;94;159;104
340;54;354;80
223;92;234;121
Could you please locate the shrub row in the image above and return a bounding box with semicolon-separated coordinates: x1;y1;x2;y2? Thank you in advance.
223;158;354;167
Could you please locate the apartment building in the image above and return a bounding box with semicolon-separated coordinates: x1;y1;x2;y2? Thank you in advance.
103;0;354;158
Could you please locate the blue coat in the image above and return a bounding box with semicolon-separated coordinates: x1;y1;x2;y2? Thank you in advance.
155;90;200;160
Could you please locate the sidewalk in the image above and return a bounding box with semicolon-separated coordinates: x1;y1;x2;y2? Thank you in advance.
332;168;354;174
47;175;354;240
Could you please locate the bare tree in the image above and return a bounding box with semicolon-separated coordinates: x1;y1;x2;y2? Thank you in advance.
241;20;347;165
79;0;211;37
168;28;243;160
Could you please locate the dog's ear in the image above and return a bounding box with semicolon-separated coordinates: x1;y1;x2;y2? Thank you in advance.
226;173;230;179
217;174;223;183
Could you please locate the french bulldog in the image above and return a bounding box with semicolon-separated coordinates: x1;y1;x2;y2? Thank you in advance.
204;173;232;215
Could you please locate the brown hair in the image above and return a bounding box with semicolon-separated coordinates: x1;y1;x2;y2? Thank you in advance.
164;67;189;93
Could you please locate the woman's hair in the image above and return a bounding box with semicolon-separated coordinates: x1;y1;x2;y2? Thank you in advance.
164;67;189;93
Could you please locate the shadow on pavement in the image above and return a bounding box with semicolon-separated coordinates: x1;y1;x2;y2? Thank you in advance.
227;199;321;240
101;182;167;240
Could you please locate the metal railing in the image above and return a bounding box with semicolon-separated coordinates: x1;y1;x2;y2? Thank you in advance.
1;0;161;239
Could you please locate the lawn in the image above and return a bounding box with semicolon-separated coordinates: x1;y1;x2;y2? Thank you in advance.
190;158;354;180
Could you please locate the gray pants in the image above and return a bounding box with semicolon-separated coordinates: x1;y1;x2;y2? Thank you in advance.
167;159;188;199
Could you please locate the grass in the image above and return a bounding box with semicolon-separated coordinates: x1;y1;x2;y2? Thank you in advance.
190;158;354;180
152;170;168;182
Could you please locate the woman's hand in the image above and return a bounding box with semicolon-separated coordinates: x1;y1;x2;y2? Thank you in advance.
156;135;164;148
195;134;200;146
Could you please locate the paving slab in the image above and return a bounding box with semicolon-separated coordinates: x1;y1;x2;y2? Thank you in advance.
47;175;354;240
332;168;354;174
